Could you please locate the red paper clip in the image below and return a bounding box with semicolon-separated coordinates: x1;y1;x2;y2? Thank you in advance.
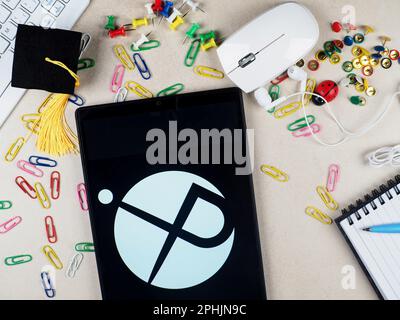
17;160;44;177
271;72;289;85
326;164;340;192
50;171;61;200
77;183;89;211
45;216;58;243
111;64;125;93
15;176;37;199
0;216;22;234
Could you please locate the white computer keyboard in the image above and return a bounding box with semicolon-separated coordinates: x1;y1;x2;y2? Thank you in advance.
0;0;90;129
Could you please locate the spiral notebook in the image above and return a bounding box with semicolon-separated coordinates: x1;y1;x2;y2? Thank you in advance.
336;175;400;300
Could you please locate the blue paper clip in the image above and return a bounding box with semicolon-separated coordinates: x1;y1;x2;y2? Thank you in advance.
29;156;58;168
41;271;56;298
133;53;151;80
69;94;85;106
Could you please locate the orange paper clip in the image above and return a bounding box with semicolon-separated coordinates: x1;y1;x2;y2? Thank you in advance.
15;176;37;199
34;182;51;209
50;171;61;200
45;216;58;244
326;164;340;192
0;216;22;234
77;183;89;211
17;160;44;177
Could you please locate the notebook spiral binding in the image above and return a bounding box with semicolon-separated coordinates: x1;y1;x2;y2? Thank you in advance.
341;175;400;225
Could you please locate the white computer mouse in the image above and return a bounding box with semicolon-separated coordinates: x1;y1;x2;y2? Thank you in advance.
217;2;319;93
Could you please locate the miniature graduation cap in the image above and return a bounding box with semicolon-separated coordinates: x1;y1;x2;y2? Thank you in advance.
11;25;82;94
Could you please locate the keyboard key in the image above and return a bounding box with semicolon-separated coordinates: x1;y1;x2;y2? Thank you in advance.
10;7;29;24
41;0;55;11
20;0;39;12
0;5;11;23
49;0;64;16
40;14;54;27
0;36;10;53
2;0;20;9
1;21;17;40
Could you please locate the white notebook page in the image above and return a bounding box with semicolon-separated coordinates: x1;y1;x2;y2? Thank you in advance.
340;182;400;300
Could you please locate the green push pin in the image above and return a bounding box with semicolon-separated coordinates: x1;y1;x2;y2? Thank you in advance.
183;23;200;45
350;96;366;106
105;15;117;31
199;31;216;44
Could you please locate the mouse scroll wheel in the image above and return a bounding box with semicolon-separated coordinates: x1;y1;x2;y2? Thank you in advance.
239;53;256;68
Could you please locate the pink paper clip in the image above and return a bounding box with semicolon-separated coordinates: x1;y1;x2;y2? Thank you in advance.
292;124;321;138
17;160;44;177
0;216;22;234
77;183;89;211
271;72;289;85
326;164;340;192
111;64;125;93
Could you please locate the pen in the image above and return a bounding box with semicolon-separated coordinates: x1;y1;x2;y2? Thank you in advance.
363;223;400;234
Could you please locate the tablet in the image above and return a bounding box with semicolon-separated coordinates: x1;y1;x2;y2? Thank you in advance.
75;87;266;300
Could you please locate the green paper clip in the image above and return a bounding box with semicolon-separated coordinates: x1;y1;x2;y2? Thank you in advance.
77;58;95;71
184;39;201;67
5;254;33;266
75;242;95;252
0;200;12;210
157;83;185;97
130;40;160;52
287;115;316;132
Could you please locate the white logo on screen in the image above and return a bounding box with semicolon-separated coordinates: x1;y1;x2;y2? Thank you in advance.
98;171;235;289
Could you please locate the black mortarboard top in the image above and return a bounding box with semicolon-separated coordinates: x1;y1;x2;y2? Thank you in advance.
12;25;82;95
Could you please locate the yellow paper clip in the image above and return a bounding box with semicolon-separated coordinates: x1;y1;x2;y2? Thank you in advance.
125;81;153;98
316;186;338;211
4;137;25;162
201;38;217;51
305;206;333;225
113;45;135;71
304;79;316;106
21;114;41;134
194;66;224;79
34;182;51;209
132;17;148;28
37;94;55;114
260;165;289;182
274;102;301;119
42;245;63;270
169;16;184;30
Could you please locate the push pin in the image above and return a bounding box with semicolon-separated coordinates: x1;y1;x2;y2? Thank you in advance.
380;35;392;47
152;0;164;15
108;26;134;38
105;15;117;31
343;23;357;33
200;38;217;51
331;21;342;33
132;17;148;29
144;3;157;26
199;31;216;44
169;15;185;31
183;23;200;44
178;0;206;14
362;25;374;35
158;1;174;25
132;32;152;50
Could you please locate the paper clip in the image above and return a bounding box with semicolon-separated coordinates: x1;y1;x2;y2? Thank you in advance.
157;83;185;97
0;216;22;234
77;183;89;211
5;254;33;266
125;81;153;99
326;164;340;192
317;186;339;211
271;72;289;85
29;156;57;167
114;87;128;103
41;271;56;298
260;165;289;182
304;79;316;106
79;33;92;58
77;58;95;71
0;200;12;210
292;124;321;138
15;176;37;199
184;39;201;67
194;66;224;79
305;206;333;225
21;113;40;123
66;253;84;278
35;182;51;209
287;115;316;132
45;216;58;244
114;45;135;71
130;40;160;52
17;160;44;177
111;64;125;93
50;171;61;200
69;94;85;106
4;137;25;162
133;53;152;80
24;119;40;135
75;242;95;252
37;94;55;114
42;245;63;270
274;102;301;119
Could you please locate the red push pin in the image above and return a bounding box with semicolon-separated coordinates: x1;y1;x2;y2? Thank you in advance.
152;0;164;13
331;21;342;33
108;26;134;38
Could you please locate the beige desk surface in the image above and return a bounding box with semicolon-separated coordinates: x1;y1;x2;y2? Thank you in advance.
0;0;399;300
